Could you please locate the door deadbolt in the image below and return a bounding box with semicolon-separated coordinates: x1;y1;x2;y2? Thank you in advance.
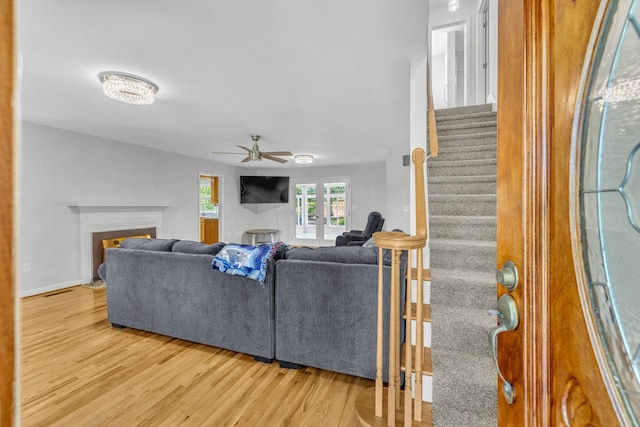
496;260;518;291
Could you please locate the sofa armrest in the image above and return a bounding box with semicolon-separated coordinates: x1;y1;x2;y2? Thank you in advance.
335;233;368;246
344;234;367;241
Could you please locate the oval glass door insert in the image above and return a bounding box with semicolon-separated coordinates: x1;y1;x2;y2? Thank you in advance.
575;0;640;424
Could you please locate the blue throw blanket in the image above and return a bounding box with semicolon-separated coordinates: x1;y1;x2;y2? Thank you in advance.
212;242;287;283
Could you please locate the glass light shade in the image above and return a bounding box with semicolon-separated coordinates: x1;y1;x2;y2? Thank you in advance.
100;74;158;105
294;154;314;164
448;0;459;12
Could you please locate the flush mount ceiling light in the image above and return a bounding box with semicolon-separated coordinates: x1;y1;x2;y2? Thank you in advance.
294;154;314;164
99;73;158;105
448;0;459;12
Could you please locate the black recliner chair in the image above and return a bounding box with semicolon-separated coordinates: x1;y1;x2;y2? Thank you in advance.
335;211;385;246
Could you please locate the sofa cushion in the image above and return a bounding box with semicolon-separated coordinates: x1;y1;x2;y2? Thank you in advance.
286;246;381;265
172;240;225;256
119;238;178;251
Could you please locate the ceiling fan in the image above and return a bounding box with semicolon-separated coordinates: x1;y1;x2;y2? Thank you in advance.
212;135;293;164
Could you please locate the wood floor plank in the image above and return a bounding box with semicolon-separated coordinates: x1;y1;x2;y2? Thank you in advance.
21;286;374;426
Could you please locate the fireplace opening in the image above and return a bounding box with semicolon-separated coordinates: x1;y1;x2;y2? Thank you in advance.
91;227;156;280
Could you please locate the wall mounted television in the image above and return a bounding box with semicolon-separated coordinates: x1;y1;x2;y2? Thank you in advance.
240;176;290;204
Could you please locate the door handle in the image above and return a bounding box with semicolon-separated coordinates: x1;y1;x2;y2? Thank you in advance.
488;293;519;404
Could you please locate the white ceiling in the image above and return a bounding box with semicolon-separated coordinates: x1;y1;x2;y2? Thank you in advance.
18;1;430;168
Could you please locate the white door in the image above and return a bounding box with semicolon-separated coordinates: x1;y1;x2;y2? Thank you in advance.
291;178;350;246
446;31;457;107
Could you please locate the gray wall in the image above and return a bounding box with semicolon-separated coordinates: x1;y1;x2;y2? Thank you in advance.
385;145;411;234
20;122;247;295
20;123;408;295
252;162;390;244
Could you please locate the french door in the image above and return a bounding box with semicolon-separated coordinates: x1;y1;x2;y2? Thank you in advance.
291;177;350;246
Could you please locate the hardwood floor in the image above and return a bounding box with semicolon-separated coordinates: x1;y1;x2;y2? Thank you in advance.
21;286;372;426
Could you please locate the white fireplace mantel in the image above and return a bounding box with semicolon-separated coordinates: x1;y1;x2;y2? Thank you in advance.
70;202;173;283
69;202;174;213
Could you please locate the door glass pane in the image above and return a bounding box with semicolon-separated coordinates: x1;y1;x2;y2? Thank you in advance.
323;182;346;240
295;184;316;240
576;0;640;422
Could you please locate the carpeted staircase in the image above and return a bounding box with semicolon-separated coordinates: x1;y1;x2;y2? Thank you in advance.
428;104;498;426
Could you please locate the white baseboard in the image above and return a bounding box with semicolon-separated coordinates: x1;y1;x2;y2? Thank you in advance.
20;280;81;298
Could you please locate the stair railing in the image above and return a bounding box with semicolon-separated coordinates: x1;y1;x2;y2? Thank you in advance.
427;60;439;158
355;148;429;426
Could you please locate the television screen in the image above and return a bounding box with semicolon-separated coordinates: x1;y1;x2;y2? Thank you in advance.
240;176;290;204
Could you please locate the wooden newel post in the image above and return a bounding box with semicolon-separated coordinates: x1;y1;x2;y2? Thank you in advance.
355;148;428;426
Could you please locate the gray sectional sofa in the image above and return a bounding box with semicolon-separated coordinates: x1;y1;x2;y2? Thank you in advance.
103;238;406;381
276;246;405;380
105;238;278;361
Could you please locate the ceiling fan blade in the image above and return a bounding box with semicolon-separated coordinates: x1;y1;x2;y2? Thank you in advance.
262;154;288;164
262;151;293;156
211;151;244;155
241;156;252;163
236;145;252;152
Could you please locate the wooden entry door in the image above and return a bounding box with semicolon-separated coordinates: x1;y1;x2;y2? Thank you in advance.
496;0;629;425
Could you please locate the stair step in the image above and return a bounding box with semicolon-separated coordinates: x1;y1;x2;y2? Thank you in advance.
429;239;496;271
435;104;494;117
428;306;496;357
430;268;495;287
430;215;496;240
429;175;496;184
429;130;496;143
430;145;496;161
436;121;497;137
403;303;431;323
429;194;496;216
430;270;497;310
436;143;496;154
408;267;431;282
428;175;496;195
428;158;496;178
435;110;497;126
401;343;433;376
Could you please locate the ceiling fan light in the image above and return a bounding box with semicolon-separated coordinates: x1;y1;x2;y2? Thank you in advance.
294;154;314;164
448;0;459;12
99;73;158;105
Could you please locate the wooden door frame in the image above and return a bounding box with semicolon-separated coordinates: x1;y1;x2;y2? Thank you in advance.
0;0;15;424
497;0;545;423
198;173;222;243
498;0;621;424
